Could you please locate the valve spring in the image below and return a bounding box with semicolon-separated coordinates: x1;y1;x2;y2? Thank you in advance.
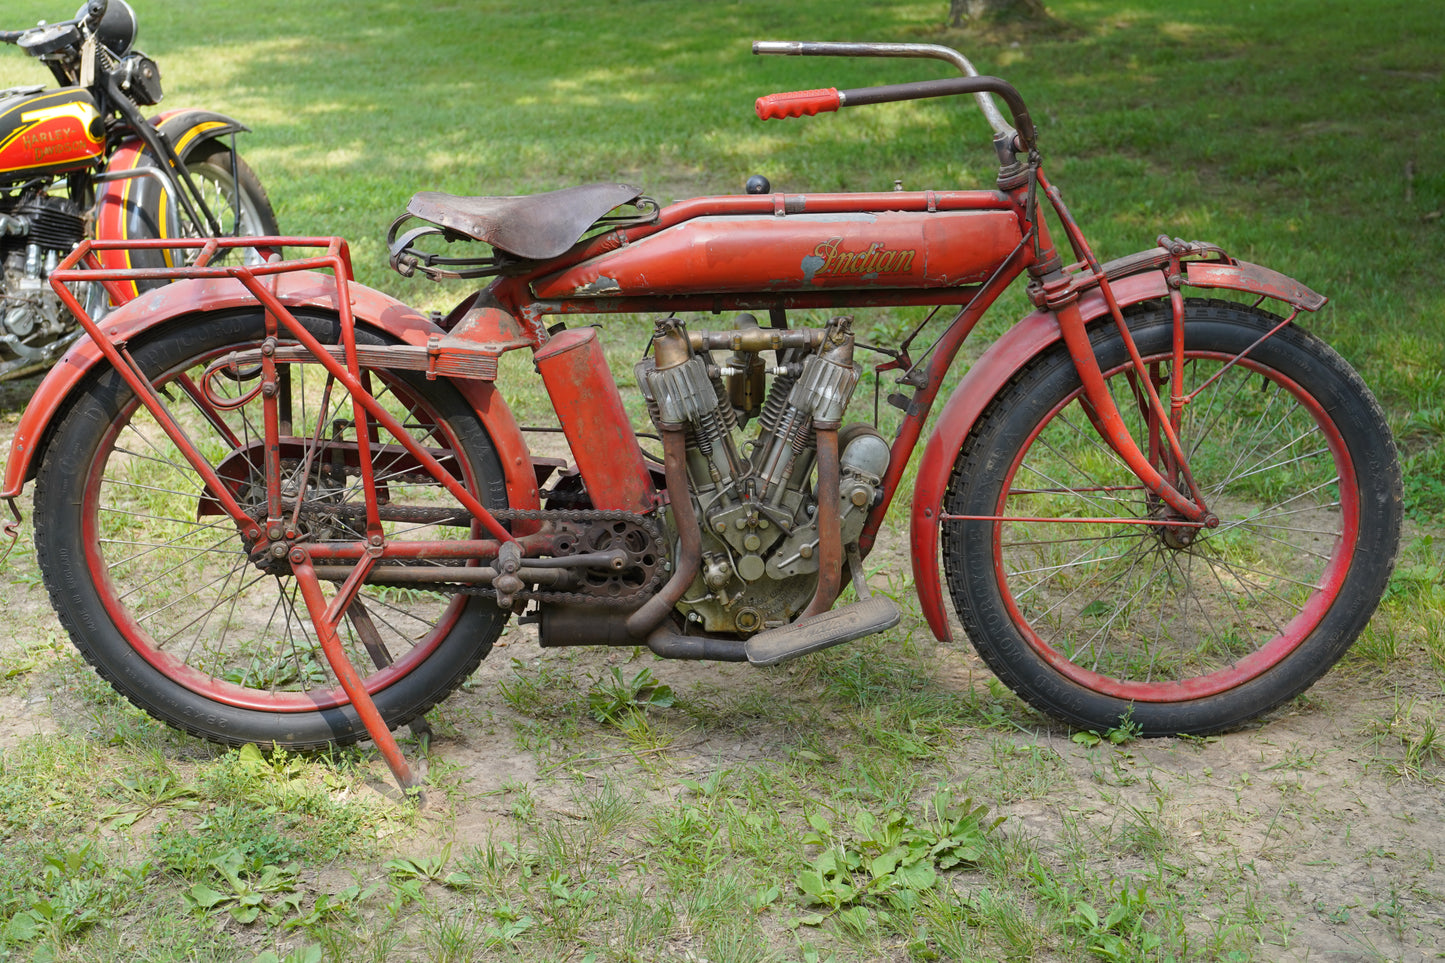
690;411;718;457
756;365;799;438
789;415;815;454
709;364;739;433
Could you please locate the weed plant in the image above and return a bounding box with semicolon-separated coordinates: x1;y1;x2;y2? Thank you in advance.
1;0;1443;960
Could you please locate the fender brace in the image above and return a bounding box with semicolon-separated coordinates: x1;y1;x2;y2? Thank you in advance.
909;240;1328;644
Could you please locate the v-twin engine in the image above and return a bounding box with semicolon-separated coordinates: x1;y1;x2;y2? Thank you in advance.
637;314;890;634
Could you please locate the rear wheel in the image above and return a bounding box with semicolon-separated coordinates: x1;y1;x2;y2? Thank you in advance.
943;299;1401;734
34;309;509;749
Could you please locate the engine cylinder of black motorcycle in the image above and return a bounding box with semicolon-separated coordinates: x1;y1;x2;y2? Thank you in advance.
0;195;85;262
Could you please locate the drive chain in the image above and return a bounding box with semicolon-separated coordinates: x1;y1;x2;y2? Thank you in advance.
358;508;668;609
245;459;669;607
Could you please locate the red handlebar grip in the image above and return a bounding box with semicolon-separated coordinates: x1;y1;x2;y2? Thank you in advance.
755;88;841;121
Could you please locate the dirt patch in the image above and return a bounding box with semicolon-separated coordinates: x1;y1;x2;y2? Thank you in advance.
0;693;59;749
3;383;1443;959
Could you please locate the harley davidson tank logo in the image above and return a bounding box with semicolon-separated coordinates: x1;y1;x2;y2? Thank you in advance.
802;237;917;283
0;101;104;173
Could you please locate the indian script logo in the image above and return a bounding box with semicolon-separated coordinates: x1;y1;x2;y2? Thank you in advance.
802;237;918;283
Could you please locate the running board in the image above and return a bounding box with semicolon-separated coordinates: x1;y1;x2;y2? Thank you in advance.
744;596;901;667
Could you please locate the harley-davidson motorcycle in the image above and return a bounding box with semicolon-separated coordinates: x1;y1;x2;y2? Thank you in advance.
0;0;277;381
0;41;1401;789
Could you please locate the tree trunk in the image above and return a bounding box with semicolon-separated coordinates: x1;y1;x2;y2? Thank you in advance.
949;0;1047;26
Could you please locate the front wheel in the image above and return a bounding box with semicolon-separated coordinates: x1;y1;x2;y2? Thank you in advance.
943;298;1401;735
123;137;280;293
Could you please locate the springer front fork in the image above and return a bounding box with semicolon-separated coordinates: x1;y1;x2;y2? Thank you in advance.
1029;169;1217;532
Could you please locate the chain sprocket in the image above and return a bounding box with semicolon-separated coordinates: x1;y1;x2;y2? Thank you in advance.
333;508;667;609
491;508;667;608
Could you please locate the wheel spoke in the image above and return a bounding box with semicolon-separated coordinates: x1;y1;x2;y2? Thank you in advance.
1068;540;1171;671
944;303;1391;721
108;532;243;600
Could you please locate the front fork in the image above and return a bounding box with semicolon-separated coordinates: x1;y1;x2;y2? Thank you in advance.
1032;171;1216;529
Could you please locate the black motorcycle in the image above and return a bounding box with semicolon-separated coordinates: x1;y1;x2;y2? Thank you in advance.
1;0;277;381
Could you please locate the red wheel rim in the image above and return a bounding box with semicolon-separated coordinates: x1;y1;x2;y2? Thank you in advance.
992;350;1359;702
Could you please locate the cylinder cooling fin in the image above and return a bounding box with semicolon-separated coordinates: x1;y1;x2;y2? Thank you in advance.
0;194;86;251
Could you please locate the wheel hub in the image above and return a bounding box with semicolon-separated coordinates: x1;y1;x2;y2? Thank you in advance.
1160;524;1198;549
1150;501;1202;550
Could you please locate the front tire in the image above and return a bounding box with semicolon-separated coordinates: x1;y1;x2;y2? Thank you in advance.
127;137;280;290
34;309;509;749
942;299;1401;735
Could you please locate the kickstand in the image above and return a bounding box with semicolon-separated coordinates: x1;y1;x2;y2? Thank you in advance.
290;551;419;793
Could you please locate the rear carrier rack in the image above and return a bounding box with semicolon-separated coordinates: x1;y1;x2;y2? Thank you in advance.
50;236;511;382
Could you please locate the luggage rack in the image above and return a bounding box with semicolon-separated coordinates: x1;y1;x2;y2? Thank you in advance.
47;235;513;791
52;236;523;382
52;234;357;311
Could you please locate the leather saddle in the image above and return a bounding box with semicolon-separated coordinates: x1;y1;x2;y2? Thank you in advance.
405;182;643;261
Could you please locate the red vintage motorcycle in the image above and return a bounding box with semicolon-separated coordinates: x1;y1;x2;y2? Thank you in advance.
0;41;1401;789
1;0;277;381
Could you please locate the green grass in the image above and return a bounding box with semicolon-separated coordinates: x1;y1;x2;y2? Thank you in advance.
4;0;1445;960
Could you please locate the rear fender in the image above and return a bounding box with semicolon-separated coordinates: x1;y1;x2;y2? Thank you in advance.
909;254;1326;643
2;273;539;516
96;109;251;302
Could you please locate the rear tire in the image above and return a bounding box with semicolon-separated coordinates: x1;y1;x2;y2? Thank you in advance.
34;309;509;749
942;299;1401;734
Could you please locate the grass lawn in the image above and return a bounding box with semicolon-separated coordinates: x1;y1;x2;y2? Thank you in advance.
2;1;1443;961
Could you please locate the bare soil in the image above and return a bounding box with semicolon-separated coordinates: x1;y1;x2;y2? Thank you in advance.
2;375;1442;961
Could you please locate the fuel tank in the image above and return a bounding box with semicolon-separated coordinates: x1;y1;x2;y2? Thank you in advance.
0;87;105;182
531;208;1023;300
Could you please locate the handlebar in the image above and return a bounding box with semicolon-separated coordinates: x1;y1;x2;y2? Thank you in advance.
1;0;106;48
753;41;1035;152
82;0;108;30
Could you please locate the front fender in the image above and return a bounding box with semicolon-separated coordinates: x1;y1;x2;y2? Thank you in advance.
149;109;250;158
96;109;252;302
2;273;539;517
909;254;1326;644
